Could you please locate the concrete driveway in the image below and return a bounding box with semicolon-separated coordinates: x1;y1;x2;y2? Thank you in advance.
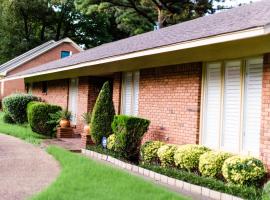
0;134;60;200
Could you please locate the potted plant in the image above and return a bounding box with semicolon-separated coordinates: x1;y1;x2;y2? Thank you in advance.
58;109;72;128
82;112;91;135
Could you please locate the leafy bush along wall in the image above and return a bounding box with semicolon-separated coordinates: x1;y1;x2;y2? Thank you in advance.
2;93;39;124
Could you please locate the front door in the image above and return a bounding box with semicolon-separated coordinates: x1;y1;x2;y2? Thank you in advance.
68;78;79;125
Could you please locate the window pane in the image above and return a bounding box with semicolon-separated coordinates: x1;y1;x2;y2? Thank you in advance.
61;51;70;58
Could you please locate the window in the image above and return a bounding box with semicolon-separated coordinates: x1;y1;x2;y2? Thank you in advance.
42;81;48;94
202;58;263;155
121;71;140;116
61;51;72;58
25;83;33;94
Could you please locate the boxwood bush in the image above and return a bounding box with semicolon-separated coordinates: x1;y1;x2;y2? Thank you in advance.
91;81;115;144
157;144;177;167
140;141;164;164
3;113;15;124
222;155;266;186
2;93;39;123
174;144;210;172
27;101;62;136
112;115;150;161
199;151;232;178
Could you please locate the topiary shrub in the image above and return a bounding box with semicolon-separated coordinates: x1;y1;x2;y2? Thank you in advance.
199;151;232;178
263;181;270;200
107;134;116;151
91;81;115;144
222;156;266;186
27;101;62;136
2;113;15;124
174;144;210;172
157;144;177;167
112;115;150;161
140;141;165;164
2;93;39;123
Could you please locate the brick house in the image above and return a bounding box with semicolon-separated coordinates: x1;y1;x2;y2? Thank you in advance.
6;1;270;169
0;38;83;99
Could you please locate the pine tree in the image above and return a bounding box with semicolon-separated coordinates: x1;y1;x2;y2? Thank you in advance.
91;81;115;144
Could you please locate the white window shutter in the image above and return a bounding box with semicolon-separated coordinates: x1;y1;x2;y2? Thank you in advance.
222;61;242;152
68;78;79;124
203;63;222;149
243;58;263;155
122;72;133;115
133;71;140;116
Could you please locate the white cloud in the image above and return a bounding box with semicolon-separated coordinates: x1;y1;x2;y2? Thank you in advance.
216;0;261;7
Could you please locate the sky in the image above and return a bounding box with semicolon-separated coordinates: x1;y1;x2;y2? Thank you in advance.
217;0;261;7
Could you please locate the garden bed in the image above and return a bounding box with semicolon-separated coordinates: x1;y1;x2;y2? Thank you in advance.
85;146;262;200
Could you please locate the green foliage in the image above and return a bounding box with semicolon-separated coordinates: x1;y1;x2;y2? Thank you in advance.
2;93;38;124
81;112;92;124
199;151;232;178
3;113;15;124
157;144;177;167
174;144;210;172
107;134;116;151
141;164;262;200
112;115;150;161
91;81;115;144
27;101;62;136
140;141;164;164
222;156;266;186
263;181;270;200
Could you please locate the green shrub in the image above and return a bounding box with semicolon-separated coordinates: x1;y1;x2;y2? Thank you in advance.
3;113;15;124
199;151;232;178
91;81;115;144
157;144;177;167
222;156;266;185
140;141;164;164
2;93;39;123
112;115;150;161
174;144;210;172
27;101;62;136
107;134;116;151
263;181;270;200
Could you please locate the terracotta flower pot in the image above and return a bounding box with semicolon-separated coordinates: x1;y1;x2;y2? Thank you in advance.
84;125;90;135
60;119;70;128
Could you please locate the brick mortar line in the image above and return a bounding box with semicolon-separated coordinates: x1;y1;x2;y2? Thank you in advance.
81;149;243;200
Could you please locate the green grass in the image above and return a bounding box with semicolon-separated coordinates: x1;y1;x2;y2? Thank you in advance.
0;112;46;144
31;146;187;200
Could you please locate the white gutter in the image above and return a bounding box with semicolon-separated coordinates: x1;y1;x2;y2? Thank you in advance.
4;26;267;81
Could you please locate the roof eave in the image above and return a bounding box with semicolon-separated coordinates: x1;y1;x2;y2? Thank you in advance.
5;26;267;81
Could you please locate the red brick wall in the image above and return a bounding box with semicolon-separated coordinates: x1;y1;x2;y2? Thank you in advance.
139;63;202;144
112;73;122;114
7;43;80;76
1;79;25;98
261;53;270;171
32;79;69;108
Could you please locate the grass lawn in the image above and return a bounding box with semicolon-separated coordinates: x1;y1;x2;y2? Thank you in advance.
0;112;46;144
32;146;187;200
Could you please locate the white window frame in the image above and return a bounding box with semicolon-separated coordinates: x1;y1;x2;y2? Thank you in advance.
200;57;263;156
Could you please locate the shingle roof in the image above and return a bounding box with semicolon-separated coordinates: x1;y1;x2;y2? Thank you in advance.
9;0;270;77
0;38;83;75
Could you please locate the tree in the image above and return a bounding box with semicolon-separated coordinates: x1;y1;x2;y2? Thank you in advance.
90;81;115;144
75;0;225;36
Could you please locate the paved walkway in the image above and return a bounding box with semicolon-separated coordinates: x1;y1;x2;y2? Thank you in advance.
41;138;81;152
0;134;60;200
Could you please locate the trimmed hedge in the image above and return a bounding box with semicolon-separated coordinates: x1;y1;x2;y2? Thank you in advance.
3;113;15;124
174;144;210;172
222;156;266;186
91;81;115;144
263;181;270;200
112;115;150;161
157;144;177;167
199;151;232;178
27;101;62;136
2;93;39;123
140;141;164;164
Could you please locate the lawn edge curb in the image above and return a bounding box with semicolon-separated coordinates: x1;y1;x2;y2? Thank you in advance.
81;149;243;200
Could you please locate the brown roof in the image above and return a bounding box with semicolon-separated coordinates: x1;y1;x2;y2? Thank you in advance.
9;0;270;77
